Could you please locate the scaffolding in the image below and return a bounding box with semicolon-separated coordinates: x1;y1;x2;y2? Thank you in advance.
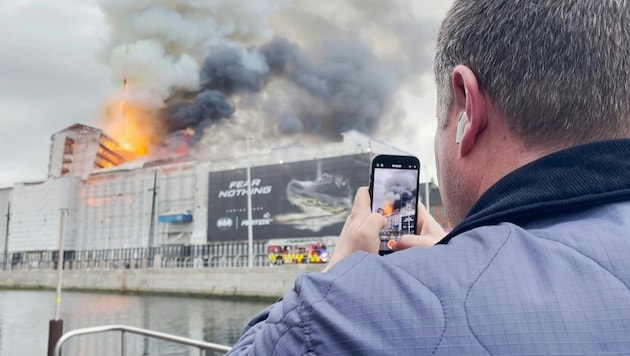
8;177;78;251
48;123;139;180
7;125;411;255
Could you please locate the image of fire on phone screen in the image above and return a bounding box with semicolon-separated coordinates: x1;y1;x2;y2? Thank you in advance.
369;155;420;255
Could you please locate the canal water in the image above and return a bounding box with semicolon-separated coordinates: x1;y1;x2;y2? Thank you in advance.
0;290;270;356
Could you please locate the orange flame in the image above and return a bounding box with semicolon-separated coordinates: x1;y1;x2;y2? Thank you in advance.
103;100;161;156
383;201;394;216
175;128;194;155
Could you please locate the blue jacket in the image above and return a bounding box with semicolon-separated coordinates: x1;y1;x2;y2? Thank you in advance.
228;140;630;355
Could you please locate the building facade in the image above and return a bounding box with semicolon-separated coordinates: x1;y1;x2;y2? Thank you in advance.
3;125;428;260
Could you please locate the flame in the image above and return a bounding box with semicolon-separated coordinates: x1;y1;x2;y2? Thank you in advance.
383;201;394;216
103;100;160;156
175;128;194;155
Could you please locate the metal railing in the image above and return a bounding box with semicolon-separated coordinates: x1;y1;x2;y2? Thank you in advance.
1;241;329;271
54;324;232;356
0;241;271;271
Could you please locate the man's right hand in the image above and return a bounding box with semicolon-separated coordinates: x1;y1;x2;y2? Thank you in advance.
394;202;446;250
322;187;387;272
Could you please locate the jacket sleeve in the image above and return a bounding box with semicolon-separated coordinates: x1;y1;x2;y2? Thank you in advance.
226;274;311;355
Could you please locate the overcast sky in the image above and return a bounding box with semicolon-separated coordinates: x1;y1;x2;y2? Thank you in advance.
0;0;452;188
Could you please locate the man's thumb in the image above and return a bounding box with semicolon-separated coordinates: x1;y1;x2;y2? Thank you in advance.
393;234;441;250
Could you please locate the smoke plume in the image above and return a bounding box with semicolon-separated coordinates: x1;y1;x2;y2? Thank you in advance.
98;0;443;159
385;172;418;210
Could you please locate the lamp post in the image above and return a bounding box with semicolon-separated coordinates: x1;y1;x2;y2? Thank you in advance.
48;208;66;356
246;137;254;268
54;209;66;319
147;171;158;267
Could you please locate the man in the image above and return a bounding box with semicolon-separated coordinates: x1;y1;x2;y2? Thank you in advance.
228;0;630;354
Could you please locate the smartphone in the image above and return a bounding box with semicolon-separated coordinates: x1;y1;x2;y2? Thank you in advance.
369;155;420;255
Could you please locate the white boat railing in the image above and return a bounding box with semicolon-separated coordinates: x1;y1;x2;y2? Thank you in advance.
54;324;232;356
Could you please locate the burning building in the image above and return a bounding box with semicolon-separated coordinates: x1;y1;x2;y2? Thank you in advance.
48;124;140;178
0;1;444;264
1;124;411;258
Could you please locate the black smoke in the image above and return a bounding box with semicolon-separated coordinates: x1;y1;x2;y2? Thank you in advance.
160;36;397;143
199;47;266;93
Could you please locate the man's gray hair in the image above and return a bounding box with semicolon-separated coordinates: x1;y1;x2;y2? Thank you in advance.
434;0;630;147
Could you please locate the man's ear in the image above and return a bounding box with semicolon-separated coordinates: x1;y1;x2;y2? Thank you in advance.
451;65;487;157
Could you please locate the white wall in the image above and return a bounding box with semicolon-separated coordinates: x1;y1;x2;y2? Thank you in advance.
75;164;198;250
9;177;78;251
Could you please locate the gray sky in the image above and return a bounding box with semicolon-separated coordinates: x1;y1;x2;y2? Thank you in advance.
0;0;452;188
0;0;111;187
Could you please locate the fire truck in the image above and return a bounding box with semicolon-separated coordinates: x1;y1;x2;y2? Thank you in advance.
267;238;336;265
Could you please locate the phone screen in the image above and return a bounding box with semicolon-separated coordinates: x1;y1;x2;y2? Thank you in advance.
370;155;420;254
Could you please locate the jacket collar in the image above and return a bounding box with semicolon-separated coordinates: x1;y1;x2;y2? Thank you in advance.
438;139;630;244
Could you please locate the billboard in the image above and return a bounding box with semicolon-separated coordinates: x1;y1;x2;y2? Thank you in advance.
207;153;370;242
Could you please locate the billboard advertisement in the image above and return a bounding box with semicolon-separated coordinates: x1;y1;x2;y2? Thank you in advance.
207;153;370;242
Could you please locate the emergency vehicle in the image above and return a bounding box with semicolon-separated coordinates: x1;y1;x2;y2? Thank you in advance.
267;237;336;265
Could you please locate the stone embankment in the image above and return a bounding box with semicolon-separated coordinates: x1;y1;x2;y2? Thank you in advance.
0;265;321;300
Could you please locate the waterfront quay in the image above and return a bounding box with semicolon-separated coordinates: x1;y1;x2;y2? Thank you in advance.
0;243;321;299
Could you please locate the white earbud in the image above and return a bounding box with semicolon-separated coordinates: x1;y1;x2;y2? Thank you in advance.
455;112;466;144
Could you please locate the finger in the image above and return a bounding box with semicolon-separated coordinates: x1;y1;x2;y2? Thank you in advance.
359;212;388;233
356;213;387;252
393;234;441;250
416;201;432;219
351;186;372;215
415;202;446;237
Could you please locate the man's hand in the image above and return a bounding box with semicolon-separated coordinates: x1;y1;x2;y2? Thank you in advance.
394;201;446;250
323;187;387;272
